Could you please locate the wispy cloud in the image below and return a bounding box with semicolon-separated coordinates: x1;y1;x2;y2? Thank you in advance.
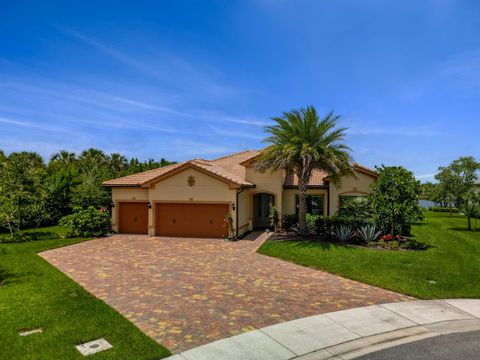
59;27;236;98
346;123;440;137
209;126;264;139
60;28;169;82
0;116;43;128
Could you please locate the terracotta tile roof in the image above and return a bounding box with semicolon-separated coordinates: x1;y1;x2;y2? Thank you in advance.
211;150;261;182
283;169;330;187
102;162;185;186
102;149;376;188
102;150;260;187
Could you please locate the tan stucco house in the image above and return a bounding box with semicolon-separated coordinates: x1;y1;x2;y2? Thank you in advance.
103;150;378;238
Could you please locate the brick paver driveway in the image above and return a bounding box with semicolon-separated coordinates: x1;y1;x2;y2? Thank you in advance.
40;233;412;353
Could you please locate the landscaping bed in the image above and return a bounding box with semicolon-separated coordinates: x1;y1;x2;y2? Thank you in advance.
0;226;170;360
258;211;480;299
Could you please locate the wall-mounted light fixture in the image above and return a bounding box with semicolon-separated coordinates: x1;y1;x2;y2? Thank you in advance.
147;202;152;209
111;203;115;208
232;203;236;211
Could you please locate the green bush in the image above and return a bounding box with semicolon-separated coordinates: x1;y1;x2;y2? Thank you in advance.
281;214;298;233
60;206;111;237
306;213;320;235
0;231;30;244
428;206;459;213
338;197;373;221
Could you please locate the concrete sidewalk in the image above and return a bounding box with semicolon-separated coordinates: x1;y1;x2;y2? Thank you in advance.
164;299;480;360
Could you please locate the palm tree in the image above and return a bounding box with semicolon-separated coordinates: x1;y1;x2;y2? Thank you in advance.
255;106;353;235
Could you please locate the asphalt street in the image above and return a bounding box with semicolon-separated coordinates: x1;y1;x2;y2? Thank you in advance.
357;330;480;360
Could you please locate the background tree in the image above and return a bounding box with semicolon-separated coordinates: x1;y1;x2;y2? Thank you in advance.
370;166;424;236
255;106;353;235
436;156;480;230
0;148;176;232
0;152;47;234
45;151;80;222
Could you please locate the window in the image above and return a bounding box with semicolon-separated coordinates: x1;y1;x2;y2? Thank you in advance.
295;195;324;216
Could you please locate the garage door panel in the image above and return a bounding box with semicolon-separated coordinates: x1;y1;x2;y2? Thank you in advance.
156;203;229;238
118;202;148;234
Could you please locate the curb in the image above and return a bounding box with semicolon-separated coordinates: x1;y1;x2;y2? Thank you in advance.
164;299;480;360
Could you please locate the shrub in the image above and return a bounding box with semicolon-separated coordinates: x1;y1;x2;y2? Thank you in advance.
281;214;298;233
428;206;459;213
60;206;111;237
370;165;424;236
334;224;354;242
306;213;320;235
339;197;373;221
0;231;30;244
358;224;382;243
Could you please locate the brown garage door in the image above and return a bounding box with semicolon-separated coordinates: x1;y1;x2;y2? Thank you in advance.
156;203;229;238
118;202;148;234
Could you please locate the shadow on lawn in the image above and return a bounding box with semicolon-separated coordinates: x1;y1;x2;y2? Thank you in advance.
272;236;355;251
24;231;61;241
448;227;480;233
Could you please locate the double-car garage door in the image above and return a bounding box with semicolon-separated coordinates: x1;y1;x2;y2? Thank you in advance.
118;202;229;238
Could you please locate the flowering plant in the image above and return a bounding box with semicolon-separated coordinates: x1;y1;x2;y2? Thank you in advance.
381;234;402;241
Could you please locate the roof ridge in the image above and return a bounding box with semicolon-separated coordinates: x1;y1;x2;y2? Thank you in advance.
105;162;183;182
211;149;259;162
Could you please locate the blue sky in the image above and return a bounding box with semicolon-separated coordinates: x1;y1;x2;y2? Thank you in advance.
1;0;479;181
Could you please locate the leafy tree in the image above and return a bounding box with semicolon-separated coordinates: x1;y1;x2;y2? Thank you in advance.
73;149;113;210
0;152;47;234
436;156;480;230
71;165;112;209
255;106;353;235
370;165;424;236
44;151;80;222
109;153;128;175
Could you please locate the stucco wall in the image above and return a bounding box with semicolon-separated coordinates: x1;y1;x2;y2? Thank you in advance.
245;167;284;218
329;171;376;214
111;187;149;232
282;188;329;216
237;189;250;235
148;168;236;235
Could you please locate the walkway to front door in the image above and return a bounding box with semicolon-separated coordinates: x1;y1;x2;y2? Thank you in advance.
40;233;412;353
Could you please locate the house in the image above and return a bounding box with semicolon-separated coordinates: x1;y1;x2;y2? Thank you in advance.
102;150;378;238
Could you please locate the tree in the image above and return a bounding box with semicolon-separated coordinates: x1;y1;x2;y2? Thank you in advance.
436;156;480;230
45;151;80;222
108;153;128;175
255;106;353;235
0;152;47;234
370;166;424;236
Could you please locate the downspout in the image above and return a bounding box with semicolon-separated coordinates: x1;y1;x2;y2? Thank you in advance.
235;187;246;238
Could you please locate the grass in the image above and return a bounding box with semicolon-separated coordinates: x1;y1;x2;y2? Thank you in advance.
258;211;480;299
0;226;171;360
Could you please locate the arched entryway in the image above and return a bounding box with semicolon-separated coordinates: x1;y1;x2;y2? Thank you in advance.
252;193;275;229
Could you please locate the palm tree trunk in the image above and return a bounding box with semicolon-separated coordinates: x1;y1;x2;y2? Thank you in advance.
298;179;307;236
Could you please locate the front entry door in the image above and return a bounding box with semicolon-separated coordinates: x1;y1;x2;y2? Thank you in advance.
254;193;274;229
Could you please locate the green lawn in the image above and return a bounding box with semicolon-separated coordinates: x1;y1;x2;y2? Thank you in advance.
258;211;480;299
0;226;170;360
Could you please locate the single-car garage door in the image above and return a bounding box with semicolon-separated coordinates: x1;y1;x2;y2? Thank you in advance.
156;203;229;238
118;202;148;234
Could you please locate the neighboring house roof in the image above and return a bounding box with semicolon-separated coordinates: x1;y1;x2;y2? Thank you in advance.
102;150;377;188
